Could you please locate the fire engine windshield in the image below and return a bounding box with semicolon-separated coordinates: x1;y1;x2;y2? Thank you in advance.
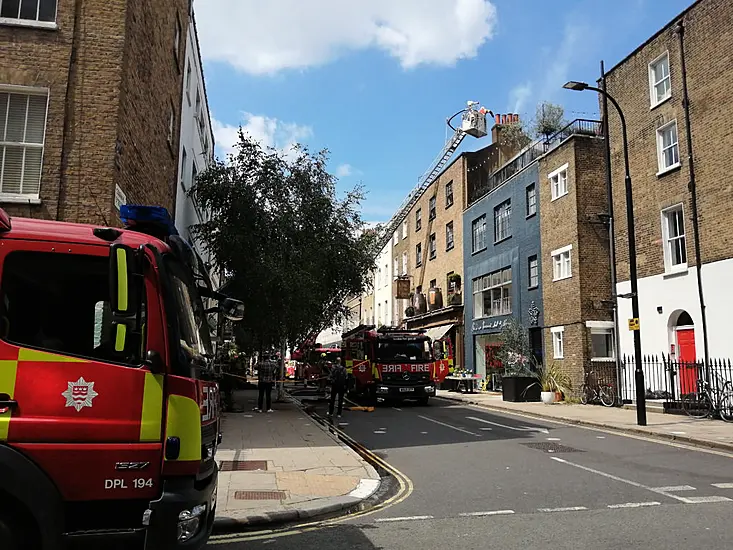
164;256;214;375
376;339;432;363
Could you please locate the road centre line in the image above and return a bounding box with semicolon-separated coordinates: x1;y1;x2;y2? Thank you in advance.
607;501;661;509
712;483;733;489
375;515;434;523
417;415;481;437
652;485;696;492
466;416;549;434
459;510;515;517
538;506;588;512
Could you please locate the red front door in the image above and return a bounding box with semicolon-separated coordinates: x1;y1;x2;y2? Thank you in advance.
677;328;698;394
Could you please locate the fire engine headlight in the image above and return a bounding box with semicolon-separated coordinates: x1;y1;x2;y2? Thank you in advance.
425;386;435;393
177;504;207;542
377;386;388;394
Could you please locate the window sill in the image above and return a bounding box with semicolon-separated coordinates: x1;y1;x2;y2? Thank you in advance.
472;247;487;256
552;275;572;282
553;356;564;360
663;265;688;279
591;357;616;362
0;17;57;30
528;285;539;290
494;235;512;245
0;195;41;205
526;212;537;220
445;202;454;209
446;245;454;252
650;95;672;111
657;163;681;177
551;191;569;202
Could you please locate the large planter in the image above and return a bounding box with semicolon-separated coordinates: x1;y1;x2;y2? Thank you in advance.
541;391;556;404
413;292;427;315
427;287;444;311
502;376;540;402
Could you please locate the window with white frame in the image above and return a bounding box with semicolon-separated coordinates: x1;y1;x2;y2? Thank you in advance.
402;219;408;239
393;231;398;246
445;180;454;208
551;326;564;359
549;163;569;200
416;243;422;266
415;208;422;231
185;63;192;104
168;102;175;144
0;0;57;24
552;245;572;281
472;267;512;319
587;322;615;360
393;258;399;280
174;14;181;63
662;204;687;272
446;221;454;250
180;147;188;191
429;233;436;260
402;251;407;275
494;199;511;242
429;195;436;220
0;88;48;199
649;52;671;107
472;215;486;253
656;120;680;173
526;183;537;217
528;255;539;288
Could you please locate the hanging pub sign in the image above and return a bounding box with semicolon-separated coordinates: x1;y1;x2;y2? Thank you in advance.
395;277;411;299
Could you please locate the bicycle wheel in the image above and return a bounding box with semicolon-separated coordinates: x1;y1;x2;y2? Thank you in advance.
599;385;616;407
681;391;712;419
580;384;591;405
719;394;733;423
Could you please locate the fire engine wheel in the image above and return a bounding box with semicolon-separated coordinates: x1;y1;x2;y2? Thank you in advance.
0;505;36;550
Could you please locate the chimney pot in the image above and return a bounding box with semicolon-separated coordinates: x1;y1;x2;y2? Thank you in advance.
513;114;519;123
501;114;507;124
495;114;501;125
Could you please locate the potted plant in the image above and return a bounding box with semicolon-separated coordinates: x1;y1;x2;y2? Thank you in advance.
404;305;415;317
538;362;572;404
496;319;540;402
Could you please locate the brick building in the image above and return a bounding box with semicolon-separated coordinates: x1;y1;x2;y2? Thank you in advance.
603;0;733;368
0;0;189;224
537;127;612;394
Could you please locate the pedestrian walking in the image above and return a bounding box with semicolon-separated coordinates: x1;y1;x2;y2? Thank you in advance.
255;352;276;413
327;357;348;418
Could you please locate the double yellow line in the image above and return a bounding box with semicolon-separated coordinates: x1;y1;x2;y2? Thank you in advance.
209;414;413;544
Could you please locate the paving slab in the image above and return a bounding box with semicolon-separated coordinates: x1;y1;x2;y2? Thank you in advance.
213;390;381;531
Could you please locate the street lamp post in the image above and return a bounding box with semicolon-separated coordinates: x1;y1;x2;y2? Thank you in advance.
563;80;647;426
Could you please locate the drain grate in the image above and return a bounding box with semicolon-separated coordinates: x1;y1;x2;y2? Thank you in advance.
219;460;268;472
233;490;286;501
521;442;584;453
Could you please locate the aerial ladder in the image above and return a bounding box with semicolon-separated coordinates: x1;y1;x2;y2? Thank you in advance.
377;101;492;314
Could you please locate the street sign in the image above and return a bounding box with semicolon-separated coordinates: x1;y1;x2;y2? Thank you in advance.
396;278;410;299
628;318;640;331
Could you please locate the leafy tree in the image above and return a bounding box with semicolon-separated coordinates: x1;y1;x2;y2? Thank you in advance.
496;317;536;376
189;131;379;353
533;101;566;140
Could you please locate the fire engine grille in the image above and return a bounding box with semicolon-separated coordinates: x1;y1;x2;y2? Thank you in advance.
219;460;268;472
520;442;584;453
233;490;286;501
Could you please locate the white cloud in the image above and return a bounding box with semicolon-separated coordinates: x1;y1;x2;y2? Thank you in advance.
212;113;313;160
508;82;532;114
196;0;498;75
336;164;354;178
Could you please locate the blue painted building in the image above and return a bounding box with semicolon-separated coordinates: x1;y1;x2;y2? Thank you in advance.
463;147;545;377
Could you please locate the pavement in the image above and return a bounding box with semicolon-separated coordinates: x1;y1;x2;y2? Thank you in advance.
434;389;733;451
208;393;733;549
213;389;381;530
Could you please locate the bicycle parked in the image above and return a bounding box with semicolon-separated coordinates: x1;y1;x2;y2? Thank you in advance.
580;370;616;407
681;372;733;422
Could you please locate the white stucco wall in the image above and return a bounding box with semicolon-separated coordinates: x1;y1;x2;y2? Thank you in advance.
616;257;733;360
374;242;394;327
175;10;216;284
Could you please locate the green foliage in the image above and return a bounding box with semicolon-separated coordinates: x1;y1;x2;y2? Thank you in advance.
188;131;380;352
533;101;567;139
500;121;532;150
538;361;573;394
496;318;536;377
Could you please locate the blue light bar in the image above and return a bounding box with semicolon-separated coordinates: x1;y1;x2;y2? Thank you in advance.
120;204;179;237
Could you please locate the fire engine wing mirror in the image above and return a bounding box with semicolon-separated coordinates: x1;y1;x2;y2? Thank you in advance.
220;297;244;322
109;243;142;316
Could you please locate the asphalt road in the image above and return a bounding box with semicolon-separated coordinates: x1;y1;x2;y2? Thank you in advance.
209;393;733;549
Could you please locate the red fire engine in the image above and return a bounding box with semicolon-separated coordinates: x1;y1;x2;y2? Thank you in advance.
342;325;449;405
0;205;244;550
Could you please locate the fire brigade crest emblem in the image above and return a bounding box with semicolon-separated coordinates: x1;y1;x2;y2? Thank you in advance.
62;377;99;412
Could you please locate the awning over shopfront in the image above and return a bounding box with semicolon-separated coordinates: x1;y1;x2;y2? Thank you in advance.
424;324;454;342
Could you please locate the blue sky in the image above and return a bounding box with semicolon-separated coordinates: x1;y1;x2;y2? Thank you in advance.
196;0;693;222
